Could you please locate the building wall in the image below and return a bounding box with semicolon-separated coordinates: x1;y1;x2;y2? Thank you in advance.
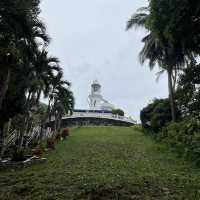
47;117;134;129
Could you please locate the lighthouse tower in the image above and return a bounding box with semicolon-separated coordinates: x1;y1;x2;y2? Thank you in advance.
88;80;114;111
88;80;103;110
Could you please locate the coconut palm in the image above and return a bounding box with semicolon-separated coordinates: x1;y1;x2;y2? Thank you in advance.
127;7;188;121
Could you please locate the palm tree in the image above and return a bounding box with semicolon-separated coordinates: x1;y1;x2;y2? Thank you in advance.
31;49;61;103
47;71;71;121
0;0;51;149
45;71;74;134
126;7;188;121
52;85;74;132
0;0;49;110
0;0;75;152
23;49;62;141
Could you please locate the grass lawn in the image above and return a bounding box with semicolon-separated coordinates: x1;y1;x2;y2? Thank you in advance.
1;126;200;200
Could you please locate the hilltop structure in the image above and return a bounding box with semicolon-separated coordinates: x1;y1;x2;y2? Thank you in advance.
49;81;136;128
88;80;114;111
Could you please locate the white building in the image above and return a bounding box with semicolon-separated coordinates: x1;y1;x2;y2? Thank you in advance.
88;80;114;111
50;80;137;126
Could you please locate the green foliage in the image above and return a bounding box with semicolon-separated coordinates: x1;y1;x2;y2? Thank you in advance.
112;109;124;116
149;0;200;55
158;118;200;166
127;3;186;122
176;59;200;118
140;98;173;132
0;0;74;153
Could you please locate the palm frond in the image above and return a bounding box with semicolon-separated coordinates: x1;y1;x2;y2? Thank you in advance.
126;12;148;30
156;69;165;82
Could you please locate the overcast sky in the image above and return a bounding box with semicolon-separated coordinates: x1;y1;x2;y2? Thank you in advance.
40;0;168;121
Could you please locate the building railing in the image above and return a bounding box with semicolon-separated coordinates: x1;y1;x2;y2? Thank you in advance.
61;112;136;124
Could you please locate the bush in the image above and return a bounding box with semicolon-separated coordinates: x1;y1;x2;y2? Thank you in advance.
11;147;26;162
140;98;175;132
61;128;70;139
112;109;124;116
47;138;55;149
158;118;200;166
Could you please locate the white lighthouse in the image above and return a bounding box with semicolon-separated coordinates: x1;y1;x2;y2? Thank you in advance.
88;80;114;111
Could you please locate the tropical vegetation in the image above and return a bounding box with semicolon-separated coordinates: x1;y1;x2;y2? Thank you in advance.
127;0;200;165
112;108;125;116
0;0;74;159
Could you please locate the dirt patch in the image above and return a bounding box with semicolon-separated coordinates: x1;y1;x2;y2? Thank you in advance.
75;185;147;200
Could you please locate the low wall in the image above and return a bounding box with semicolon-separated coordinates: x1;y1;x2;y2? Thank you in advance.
48;117;134;129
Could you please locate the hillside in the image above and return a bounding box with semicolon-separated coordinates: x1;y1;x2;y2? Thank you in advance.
1;127;200;200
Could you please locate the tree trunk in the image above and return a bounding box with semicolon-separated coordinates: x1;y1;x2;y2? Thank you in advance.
57;114;62;132
0;119;12;157
36;88;42;104
172;69;177;92
0;68;11;110
167;68;176;122
47;99;52;122
39;124;44;140
54;114;57;133
19;113;30;147
0;123;4;159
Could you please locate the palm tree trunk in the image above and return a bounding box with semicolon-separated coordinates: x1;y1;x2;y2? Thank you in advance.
57;114;62;132
0;68;11;110
40;124;44;140
167;68;176;122
0;123;4;159
36;88;42;104
1;119;12;157
172;69;177;92
54;114;57;133
47;98;52;122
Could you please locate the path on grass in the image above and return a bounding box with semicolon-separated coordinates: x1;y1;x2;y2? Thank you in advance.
0;127;200;200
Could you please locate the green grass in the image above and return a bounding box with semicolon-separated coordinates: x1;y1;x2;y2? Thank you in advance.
1;126;200;200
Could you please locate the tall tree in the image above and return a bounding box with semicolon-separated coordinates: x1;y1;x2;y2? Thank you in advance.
127;7;188;121
0;0;49;110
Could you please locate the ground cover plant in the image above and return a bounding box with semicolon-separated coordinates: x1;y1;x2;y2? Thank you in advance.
1;127;200;200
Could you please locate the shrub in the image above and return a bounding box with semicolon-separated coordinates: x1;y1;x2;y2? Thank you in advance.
47;138;55;149
61;128;70;139
158;118;200;166
112;109;124;116
11;147;26;162
140;98;177;132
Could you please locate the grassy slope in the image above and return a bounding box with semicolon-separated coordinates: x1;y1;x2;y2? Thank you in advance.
1;126;200;200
